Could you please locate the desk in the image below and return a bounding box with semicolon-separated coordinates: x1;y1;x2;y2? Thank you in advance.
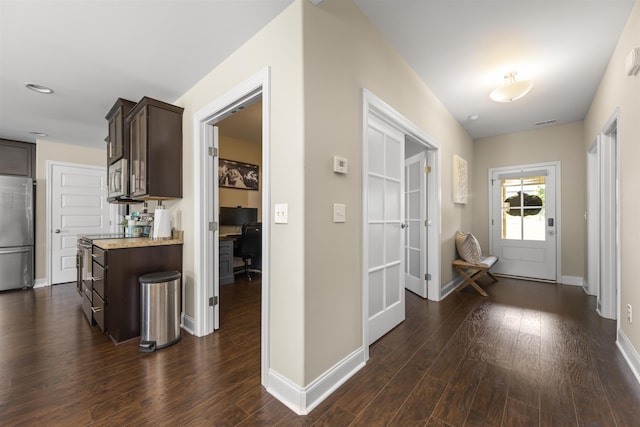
219;238;235;285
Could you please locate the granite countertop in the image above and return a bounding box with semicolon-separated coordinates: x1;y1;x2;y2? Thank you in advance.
93;236;183;250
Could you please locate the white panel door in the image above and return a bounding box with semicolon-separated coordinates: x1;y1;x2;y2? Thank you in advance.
404;152;427;298
367;116;405;345
51;163;110;284
489;164;557;281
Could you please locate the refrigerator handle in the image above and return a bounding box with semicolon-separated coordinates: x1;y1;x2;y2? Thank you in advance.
0;247;31;255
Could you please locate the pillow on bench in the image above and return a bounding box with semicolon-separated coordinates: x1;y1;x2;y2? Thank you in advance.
455;231;482;264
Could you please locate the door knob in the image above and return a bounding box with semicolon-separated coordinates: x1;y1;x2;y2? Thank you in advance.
401;223;409;229
55;229;61;234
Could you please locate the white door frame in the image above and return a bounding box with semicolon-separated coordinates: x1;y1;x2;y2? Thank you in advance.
362;89;441;360
586;142;600;296
488;161;562;283
193;68;270;386
591;109;619;321
45;161;109;287
488;161;561;282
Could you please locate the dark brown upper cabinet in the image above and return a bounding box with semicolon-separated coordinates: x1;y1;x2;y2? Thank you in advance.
127;97;183;200
0;139;36;178
105;98;136;165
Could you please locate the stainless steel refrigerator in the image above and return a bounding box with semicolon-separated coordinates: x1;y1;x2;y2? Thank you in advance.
0;176;34;291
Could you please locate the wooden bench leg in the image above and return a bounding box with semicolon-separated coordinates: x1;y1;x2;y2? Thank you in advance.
454;267;489;297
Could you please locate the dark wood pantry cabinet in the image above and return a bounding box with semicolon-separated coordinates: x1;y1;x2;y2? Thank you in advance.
128;97;183;200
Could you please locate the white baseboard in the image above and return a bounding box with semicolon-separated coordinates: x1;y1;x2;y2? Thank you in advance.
441;278;462;299
34;278;49;288
560;275;584;286
616;328;640;386
181;313;196;335
267;347;365;415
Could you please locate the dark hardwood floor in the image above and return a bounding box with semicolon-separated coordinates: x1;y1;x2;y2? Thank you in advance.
1;275;640;426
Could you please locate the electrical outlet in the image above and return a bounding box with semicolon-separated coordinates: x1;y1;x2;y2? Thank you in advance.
628;304;633;323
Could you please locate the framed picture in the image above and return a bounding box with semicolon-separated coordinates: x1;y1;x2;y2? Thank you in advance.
453;154;468;204
218;158;259;190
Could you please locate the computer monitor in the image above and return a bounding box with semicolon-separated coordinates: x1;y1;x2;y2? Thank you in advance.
219;207;258;226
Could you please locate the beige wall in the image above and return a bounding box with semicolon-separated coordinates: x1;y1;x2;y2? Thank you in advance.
473;121;586;278
584;1;640;350
172;0;473;388
35;140;106;281
174;0;307;385
302;0;473;383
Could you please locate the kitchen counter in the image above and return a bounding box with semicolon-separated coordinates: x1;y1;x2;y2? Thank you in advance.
93;236;183;250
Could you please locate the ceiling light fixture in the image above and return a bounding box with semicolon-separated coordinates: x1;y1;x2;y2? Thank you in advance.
25;82;54;94
29;131;48;137
489;72;533;103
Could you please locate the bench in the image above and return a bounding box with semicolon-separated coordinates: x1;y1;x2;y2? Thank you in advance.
452;255;499;297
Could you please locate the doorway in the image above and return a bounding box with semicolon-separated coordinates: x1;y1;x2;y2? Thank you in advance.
587;110;619;320
489;162;560;282
46;161;111;285
193;68;270;386
362;90;441;352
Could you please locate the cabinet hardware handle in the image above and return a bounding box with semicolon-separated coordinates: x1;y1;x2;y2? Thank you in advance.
91;307;102;313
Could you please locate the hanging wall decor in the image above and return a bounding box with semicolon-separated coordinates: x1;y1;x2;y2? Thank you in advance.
453;154;468;204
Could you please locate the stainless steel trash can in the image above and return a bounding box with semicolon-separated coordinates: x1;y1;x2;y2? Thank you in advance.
138;271;181;352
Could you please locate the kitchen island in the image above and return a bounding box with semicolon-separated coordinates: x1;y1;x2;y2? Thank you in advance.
90;236;183;344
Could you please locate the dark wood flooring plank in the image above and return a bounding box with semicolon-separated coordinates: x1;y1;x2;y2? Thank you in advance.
501;397;538;427
465;363;510;427
431;356;486;426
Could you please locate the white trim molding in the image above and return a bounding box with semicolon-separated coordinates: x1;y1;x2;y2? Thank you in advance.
560;276;584;286
267;347;365;415
617;329;640;386
34;278;48;288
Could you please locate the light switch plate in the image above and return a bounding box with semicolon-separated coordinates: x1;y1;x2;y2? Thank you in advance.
333;156;348;174
274;203;288;224
333;203;346;223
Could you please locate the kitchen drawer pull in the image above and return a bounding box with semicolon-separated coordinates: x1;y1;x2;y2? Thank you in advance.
91;306;103;313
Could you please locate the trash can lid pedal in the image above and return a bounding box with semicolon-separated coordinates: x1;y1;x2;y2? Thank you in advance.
139;270;181;284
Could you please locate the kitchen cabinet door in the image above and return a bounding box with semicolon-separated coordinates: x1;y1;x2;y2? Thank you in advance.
127;97;183;200
0;139;35;178
105;99;135;165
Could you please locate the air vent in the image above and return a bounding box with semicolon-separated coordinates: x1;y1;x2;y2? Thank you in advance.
535;119;557;127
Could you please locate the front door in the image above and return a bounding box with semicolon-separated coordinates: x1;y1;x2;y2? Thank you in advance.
50;163;110;284
489;163;558;281
404;151;427;298
366;115;405;345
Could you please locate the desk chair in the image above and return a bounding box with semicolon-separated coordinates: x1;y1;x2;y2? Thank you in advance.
237;222;262;279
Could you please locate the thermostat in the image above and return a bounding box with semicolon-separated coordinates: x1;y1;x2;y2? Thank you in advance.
333;156;348;174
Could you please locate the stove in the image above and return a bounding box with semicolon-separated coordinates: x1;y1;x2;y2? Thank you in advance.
78;233;126;242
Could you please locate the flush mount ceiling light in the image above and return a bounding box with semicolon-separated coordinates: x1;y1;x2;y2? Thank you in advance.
489;72;533;103
29;131;48;137
25;82;54;94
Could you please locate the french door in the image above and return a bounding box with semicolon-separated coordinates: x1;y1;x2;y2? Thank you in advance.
489;163;558;281
404;152;427;298
366;115;405;345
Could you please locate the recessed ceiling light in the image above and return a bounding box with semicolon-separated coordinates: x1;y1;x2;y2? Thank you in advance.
468;114;480;121
29;131;48;137
25;82;54;94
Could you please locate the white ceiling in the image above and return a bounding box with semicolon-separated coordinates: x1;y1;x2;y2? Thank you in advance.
0;0;635;148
